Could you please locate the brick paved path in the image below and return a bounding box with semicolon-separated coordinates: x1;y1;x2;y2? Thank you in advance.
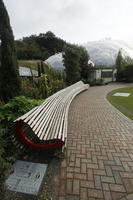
58;83;133;200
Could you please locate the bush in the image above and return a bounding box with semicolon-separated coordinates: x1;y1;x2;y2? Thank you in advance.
0;96;43;195
0;96;43;127
117;64;133;82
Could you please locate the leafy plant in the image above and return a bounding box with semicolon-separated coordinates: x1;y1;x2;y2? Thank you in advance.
0;96;43;126
0;96;43;197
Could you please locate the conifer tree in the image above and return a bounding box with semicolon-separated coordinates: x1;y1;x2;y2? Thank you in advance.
116;49;125;81
0;0;21;102
63;45;81;84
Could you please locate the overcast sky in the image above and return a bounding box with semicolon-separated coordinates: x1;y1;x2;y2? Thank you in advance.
4;0;133;44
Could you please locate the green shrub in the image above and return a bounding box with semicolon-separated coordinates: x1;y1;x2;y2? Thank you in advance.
0;96;43;127
0;96;43;195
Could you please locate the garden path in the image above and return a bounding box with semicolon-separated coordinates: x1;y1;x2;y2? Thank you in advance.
59;83;133;200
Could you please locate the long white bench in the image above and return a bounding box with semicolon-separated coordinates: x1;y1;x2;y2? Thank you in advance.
10;81;89;150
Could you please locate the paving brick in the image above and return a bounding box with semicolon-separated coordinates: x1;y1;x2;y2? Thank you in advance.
114;156;122;165
122;162;131;172
87;169;94;180
92;155;98;164
102;183;110;191
104;160;116;166
67;172;74;179
81;180;94;188
93;169;106;176
88;188;104;199
80;188;88;200
122;178;133;193
103;191;112;200
76;154;86;158
107;152;114;161
87;163;99;169
109;184;126;192
94;175;102;189
81;158;92;163
66;195;80;200
67;167;74;173
113;171;123;184
75;158;80;168
123;193;133;200
111;192;126;200
74;173;87;180
58;84;133;199
112;166;124;171
128;162;133;167
74;167;80;173
98;160;105;169
101;176;115;183
81;163;87;173
105;166;113;176
66;179;73;194
120;172;133;178
73;179;80;195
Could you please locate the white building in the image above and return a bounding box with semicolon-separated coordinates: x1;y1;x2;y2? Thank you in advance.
89;67;117;84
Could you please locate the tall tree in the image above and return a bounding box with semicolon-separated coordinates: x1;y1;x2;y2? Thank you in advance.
63;45;81;84
79;46;90;81
116;49;123;81
0;0;21;102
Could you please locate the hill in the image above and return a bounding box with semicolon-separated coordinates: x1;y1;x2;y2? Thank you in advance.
83;39;133;66
44;53;64;71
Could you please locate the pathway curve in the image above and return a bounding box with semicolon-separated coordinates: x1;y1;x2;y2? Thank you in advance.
58;83;133;200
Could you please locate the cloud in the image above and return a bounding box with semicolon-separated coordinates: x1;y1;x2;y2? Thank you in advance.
3;0;133;43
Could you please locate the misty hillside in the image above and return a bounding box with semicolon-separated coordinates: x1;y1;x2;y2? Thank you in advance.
44;53;64;71
44;39;133;70
84;39;133;66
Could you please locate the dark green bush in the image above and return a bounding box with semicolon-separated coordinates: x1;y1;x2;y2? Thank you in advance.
0;96;43;195
117;64;133;82
0;96;43;126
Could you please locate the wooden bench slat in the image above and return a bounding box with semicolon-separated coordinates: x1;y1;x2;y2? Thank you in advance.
11;81;89;150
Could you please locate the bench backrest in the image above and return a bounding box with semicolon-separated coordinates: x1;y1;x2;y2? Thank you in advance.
12;81;89;150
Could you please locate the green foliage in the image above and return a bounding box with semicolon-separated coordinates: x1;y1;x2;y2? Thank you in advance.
18;60;39;70
0;96;43;126
0;96;43;197
79;46;90;81
38;195;49;200
15;31;66;60
115;49;125;80
63;44;90;84
36;62;66;97
20;62;66;99
119;64;133;82
38;74;49;98
63;45;81;84
0;0;21;102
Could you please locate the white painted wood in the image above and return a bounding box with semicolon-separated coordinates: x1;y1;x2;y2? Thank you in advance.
14;81;89;147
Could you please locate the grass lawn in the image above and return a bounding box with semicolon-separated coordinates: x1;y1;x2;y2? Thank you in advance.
18;60;40;70
107;87;133;120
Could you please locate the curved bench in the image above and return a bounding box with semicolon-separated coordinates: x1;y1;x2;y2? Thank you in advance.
10;81;89;151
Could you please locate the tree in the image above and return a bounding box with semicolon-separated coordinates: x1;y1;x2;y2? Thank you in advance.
116;49;123;81
0;0;21;102
40;61;45;74
37;63;41;77
63;45;81;84
79;46;90;81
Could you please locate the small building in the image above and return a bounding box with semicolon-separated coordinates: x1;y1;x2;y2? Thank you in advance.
89;67;117;84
